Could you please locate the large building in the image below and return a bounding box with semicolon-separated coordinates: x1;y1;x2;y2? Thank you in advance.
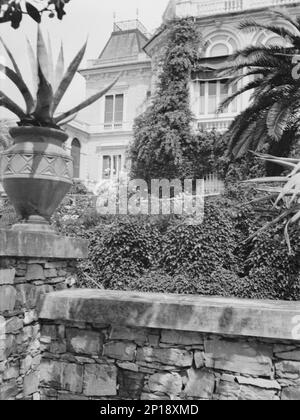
66;0;300;186
66;19;152;190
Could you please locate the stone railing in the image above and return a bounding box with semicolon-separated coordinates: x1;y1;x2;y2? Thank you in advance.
163;0;300;20
38;290;300;400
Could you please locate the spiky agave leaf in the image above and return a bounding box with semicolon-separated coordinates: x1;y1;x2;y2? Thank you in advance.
37;28;50;83
54;43;64;92
245;154;300;254
47;33;54;86
58;113;78;127
0;90;26;119
26;37;38;98
0;64;35;113
0;36;22;79
51;41;88;115
54;75;120;124
33;64;54;125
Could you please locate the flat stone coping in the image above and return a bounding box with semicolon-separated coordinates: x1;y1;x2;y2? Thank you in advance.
0;230;88;259
39;290;300;341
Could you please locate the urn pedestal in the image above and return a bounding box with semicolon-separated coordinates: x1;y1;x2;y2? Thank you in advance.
0;127;73;233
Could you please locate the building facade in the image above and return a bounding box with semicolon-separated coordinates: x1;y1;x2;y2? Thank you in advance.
67;0;300;186
66;20;152;189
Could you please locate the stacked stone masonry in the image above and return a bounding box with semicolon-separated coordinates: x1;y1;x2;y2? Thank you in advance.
39;323;300;400
0;258;77;400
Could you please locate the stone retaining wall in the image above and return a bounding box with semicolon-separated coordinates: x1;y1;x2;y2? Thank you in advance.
38;290;300;401
0;230;88;400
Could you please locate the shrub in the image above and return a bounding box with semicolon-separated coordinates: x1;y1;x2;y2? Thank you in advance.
130;18;202;182
160;199;239;277
88;218;161;288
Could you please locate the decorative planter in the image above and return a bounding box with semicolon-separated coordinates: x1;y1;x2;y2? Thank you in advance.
0;126;73;233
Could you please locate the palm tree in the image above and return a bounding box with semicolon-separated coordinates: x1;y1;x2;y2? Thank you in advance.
219;9;300;159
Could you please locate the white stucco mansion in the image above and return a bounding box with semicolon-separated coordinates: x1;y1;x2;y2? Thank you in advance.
66;0;300;187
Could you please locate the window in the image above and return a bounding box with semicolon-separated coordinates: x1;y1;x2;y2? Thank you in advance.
192;79;238;116
102;154;122;179
104;94;124;129
206;33;238;58
208;81;217;114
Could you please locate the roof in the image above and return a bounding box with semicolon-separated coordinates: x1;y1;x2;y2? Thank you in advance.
98;20;150;65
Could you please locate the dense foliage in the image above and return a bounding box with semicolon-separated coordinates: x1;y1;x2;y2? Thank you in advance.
51;190;300;301
0;0;70;28
130;18;202;182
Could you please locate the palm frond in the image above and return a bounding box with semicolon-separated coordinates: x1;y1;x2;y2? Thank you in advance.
266;102;291;140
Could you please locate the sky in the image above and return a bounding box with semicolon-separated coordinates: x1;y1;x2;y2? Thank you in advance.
0;0;170;119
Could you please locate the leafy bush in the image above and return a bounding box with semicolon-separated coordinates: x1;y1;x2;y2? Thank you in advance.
160;200;238;277
88;218;161;288
130;18;202;182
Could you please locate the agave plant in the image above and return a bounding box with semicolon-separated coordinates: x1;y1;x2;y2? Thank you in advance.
245;153;300;254
0;29;118;129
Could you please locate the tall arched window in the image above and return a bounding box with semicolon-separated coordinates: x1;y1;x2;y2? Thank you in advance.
71;138;81;179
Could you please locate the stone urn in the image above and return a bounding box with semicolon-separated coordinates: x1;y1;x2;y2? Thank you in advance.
0;126;73;233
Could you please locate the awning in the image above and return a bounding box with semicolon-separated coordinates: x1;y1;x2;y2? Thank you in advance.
192;55;234;81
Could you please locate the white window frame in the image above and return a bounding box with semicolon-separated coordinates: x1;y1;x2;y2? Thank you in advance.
192;79;238;117
104;93;125;130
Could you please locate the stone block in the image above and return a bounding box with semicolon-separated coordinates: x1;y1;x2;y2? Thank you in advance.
23;371;40;397
118;370;145;399
66;328;103;356
0;269;15;285
148;373;182;398
110;326;148;345
83;364;117;397
26;264;45;281
5;317;23;334
40;360;83;394
184;369;215;399
282;386;300;400
215;381;279;401
236;377;281;390
137;347;193;367
0;286;16;312
276;361;300;379
16;284;52;309
194;351;205;368
204;338;273;377
44;269;57;278
161;330;203;346
275;350;300;362
103;342;136;361
3;365;19;380
0;380;19;400
41;325;57;341
0;335;15;361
